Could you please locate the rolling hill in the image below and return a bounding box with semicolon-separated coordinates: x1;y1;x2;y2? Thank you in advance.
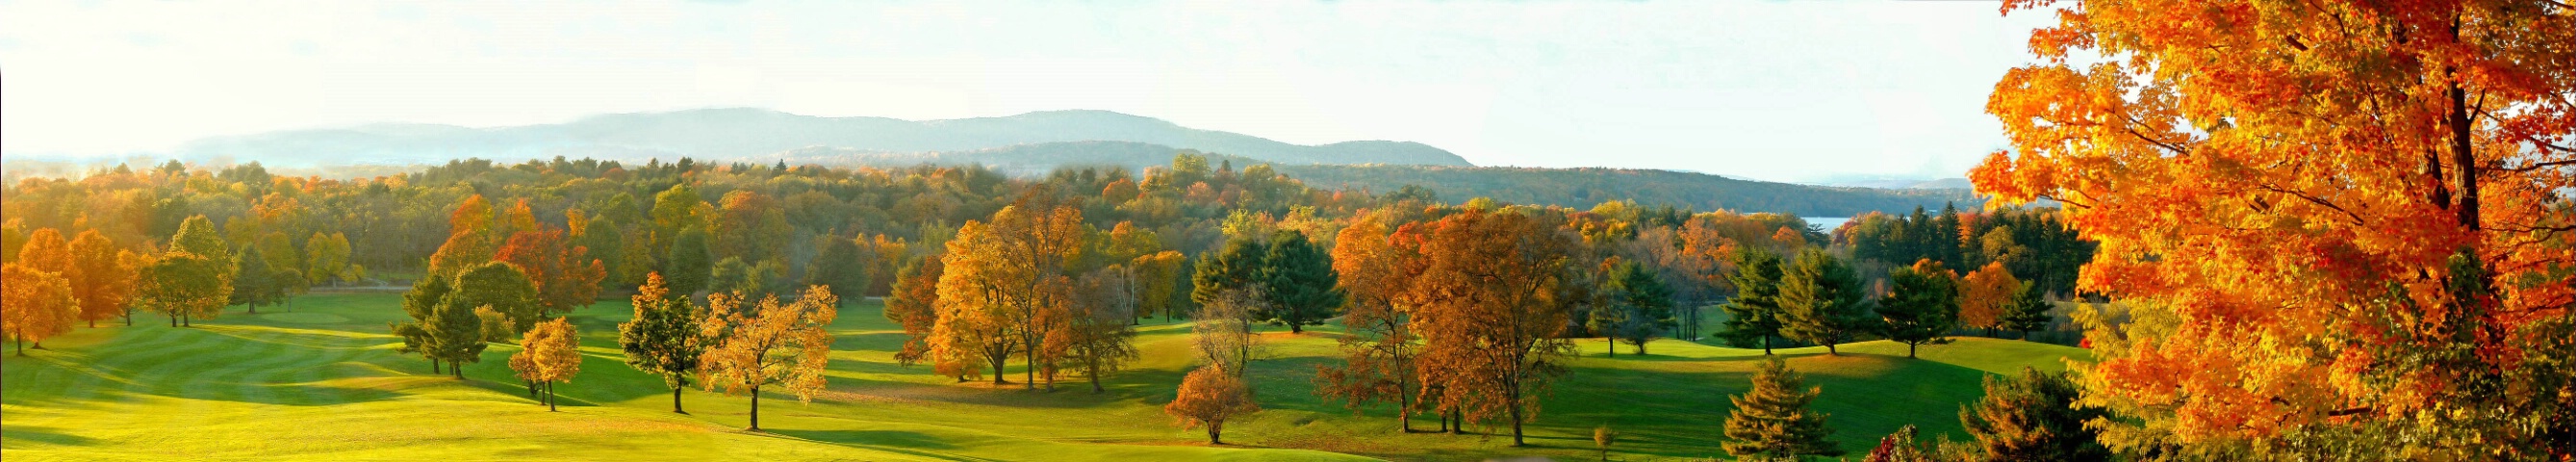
1276;165;1982;218
0;293;2086;461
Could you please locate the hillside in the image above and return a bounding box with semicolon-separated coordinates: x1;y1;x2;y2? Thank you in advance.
1277;165;1983;218
166;109;1471;168
1;294;2087;461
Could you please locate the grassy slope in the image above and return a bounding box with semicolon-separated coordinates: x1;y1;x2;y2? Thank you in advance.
2;294;2086;461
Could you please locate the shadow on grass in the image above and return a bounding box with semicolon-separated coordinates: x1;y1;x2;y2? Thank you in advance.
0;425;97;447
758;429;1000;462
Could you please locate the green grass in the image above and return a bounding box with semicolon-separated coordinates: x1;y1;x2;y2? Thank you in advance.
3;294;2087;461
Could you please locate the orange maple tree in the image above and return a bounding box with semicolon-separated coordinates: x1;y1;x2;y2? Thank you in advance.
1165;365;1261;445
1408;208;1578;447
496;226;607;319
1956;262;2019;336
3;263;81;355
1977;0;2574;456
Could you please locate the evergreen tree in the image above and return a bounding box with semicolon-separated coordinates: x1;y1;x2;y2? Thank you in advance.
427;292;490;379
1189;237;1268;306
802;236;870;307
1602;260;1674;355
229;244;288;314
392;274;450;372
1722;357;1840;460
1778;248;1873;355
1959;368;2108;461
1720;249;1788;354
1877;260;1961;358
2000;282;2053;340
664;227;713;296
1258;230;1341;333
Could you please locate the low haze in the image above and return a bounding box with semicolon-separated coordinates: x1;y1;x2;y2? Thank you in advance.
2;1;2052;182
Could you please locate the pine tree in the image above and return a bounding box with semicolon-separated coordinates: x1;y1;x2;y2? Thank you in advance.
1778;248;1873;355
1722;357;1840;460
1877;260;1960;358
1959;368;2107;461
1721;248;1788;354
428;295;490;379
618;273;703;413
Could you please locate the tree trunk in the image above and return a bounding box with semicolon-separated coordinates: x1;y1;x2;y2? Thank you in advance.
1636;341;1646;356
1510;394;1526;446
1089;371;1105;394
13;337;22;356
748;386;762;430
1398;391;1414;433
432;358;442;374
672;386;687;414
1761;335;1773;355
1908;343;1918;358
452;361;464;379
1605;338;1615;357
992;357;1008;386
547;382;557;412
1208;421;1223;445
1289;322;1302;334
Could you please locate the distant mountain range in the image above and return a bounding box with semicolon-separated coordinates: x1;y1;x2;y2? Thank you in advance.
1276;165;1980;218
160;108;1471;168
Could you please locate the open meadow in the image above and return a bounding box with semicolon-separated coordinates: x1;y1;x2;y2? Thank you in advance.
3;292;2086;461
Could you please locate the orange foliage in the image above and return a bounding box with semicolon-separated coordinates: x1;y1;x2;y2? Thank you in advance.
2;263;80;355
697;286;837;431
1957;262;2019;333
496;227;607;318
1165;365;1260;445
1978;0;2575;453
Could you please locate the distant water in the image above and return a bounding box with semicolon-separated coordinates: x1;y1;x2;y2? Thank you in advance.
1805;217;1850;231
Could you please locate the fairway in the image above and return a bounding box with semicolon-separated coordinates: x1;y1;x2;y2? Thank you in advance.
3;293;2087;461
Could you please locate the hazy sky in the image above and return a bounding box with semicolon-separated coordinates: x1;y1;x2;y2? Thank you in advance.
2;1;2055;182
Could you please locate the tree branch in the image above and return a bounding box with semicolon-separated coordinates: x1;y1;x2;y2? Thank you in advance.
2256;185;2369;226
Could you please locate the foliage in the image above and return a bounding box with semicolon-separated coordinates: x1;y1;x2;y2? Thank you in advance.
1977;0;2574;456
663;227;713;296
1720;248;1789;353
1958;368;2106;462
803;236;871;306
618;272;704;414
1598;259;1675;355
1778;248;1873;355
696;287;838;431
1878;260;1961;358
884;255;943;367
1165;365;1261;445
509;318;582;411
1257;229;1342;333
1315;215;1428;431
2;263;80;355
67;230;140;327
1409;208;1577;447
1956;262;2018;335
448;262;542;334
1722;357;1840;460
497;227;607;319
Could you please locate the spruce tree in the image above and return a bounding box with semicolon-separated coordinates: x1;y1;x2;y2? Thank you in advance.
1778;248;1873;355
1723;357;1840;460
1999;282;2053;340
1258;230;1341;333
1189;237;1268;306
1720;249;1788;354
1604;260;1674;355
1877;261;1961;358
428;295;490;379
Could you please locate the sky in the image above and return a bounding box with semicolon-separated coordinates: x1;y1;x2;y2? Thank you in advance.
1;0;2058;183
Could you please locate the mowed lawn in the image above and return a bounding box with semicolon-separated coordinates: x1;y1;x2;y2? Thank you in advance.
2;293;2087;461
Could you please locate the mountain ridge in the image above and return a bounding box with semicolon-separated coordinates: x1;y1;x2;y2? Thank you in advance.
157;108;1473;168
